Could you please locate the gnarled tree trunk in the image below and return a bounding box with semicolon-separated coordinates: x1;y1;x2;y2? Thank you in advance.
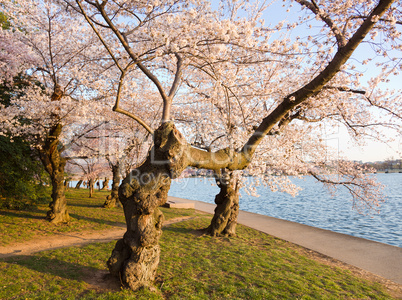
103;163;121;208
101;177;109;190
107;122;188;291
88;178;94;197
39;123;70;224
205;170;240;237
64;180;70;189
75;179;83;189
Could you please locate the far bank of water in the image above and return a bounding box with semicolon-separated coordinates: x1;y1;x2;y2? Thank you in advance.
168;173;401;248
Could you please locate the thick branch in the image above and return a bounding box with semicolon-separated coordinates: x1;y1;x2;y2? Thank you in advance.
187;146;248;170
240;0;394;167
113;106;155;135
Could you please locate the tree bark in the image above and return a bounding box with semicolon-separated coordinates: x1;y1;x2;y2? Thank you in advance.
205;170;240;237
88;178;94;197
101;177;109;190
75;179;83;189
39;123;70;224
107;122;188;290
103;163;121;208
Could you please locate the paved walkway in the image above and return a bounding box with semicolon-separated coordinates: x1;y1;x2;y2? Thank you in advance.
168;196;402;285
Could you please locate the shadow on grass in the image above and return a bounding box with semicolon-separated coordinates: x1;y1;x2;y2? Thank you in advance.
68;202;104;208
162;224;203;235
69;213;126;228
0;209;46;220
2;254;121;291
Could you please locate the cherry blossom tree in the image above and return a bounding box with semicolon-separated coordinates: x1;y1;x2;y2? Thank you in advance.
161;0;401;237
50;0;402;290
0;11;37;84
68;119;153;207
68;157;106;197
0;0;109;223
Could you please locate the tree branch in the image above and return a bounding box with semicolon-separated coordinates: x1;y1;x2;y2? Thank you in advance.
113;68;155;135
295;0;347;47
168;53;183;98
240;0;394;167
364;96;402;120
90;0;171;123
76;0;124;72
323;86;366;94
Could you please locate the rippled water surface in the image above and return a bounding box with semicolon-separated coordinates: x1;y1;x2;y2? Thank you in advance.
169;173;402;247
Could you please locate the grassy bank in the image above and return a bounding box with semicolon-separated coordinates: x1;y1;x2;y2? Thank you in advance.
0;188;194;246
0;189;399;299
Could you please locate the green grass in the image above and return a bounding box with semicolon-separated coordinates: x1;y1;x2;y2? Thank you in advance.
0;189;399;299
0;188;196;246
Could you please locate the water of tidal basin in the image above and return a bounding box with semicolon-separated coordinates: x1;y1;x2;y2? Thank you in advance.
168;173;401;248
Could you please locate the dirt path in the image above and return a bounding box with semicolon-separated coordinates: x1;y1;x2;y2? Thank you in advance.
0;216;193;258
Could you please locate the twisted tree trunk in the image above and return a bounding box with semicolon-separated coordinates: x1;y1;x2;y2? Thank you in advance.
103;163;121;208
107;122;188;290
205;170;240;237
101;177;109;190
39;123;70;224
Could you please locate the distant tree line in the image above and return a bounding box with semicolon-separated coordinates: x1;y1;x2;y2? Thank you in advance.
363;159;402;172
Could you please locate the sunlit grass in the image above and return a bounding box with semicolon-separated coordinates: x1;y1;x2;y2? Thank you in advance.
0;188;196;246
0;189;398;299
0;217;395;299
